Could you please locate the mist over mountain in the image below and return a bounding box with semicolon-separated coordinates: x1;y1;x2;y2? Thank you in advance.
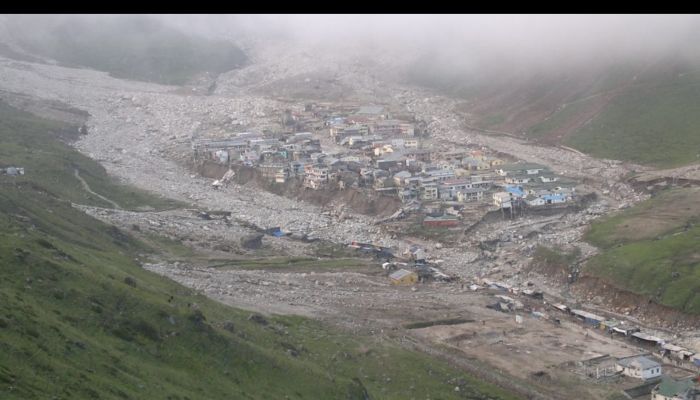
0;15;247;85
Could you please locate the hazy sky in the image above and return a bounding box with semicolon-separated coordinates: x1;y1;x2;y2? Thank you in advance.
156;14;700;71
6;14;700;75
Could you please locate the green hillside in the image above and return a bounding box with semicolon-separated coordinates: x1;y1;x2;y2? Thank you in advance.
0;100;519;399
7;16;246;85
566;70;700;167
408;56;700;168
583;187;700;313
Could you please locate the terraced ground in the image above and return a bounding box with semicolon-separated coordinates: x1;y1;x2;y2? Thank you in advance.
0;100;519;399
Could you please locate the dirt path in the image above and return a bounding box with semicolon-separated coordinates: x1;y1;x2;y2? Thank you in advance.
73;168;122;209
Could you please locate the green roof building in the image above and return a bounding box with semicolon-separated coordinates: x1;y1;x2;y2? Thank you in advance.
652;376;699;400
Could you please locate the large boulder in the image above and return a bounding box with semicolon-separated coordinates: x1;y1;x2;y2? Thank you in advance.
240;233;264;249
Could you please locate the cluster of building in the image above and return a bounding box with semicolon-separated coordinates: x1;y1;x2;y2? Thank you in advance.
478;279;700;399
557;307;700;369
192;104;577;228
192;104;422;191
491;163;575;209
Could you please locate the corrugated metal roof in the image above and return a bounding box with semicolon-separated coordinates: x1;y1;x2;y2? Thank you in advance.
631;332;665;343
655;376;694;397
662;343;689;352
617;355;660;370
571;309;605;321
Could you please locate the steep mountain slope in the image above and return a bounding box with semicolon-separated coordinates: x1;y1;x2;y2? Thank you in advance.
0;15;246;85
408;52;700;168
0;100;519;399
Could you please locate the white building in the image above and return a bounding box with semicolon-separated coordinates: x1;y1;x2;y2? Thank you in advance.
456;188;484;202
615;356;662;380
493;192;512;208
526;197;546;207
505;176;531;184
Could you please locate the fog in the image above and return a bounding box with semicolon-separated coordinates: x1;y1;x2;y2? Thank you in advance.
5;14;700;77
156;14;700;68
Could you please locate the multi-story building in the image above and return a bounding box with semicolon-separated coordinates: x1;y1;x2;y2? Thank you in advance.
303;165;336;189
420;183;439;201
259;163;290;183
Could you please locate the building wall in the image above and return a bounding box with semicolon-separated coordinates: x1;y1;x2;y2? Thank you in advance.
616;365;662;380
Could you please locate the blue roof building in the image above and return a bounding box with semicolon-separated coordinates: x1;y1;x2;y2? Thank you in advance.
542;194;566;203
505;185;525;198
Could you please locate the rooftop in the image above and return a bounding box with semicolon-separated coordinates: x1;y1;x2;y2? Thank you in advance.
500;162;548;172
542;194;566;201
571;309;605;321
617;355;660;370
632;332;666;343
655;376;696;397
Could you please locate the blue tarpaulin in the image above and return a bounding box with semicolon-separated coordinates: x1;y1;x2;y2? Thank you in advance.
271;229;284;237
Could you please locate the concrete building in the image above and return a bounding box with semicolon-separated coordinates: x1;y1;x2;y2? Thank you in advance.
420;183;438;201
615;355;662;380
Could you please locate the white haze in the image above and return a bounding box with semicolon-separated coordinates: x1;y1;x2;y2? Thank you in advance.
155;14;700;71
4;14;700;76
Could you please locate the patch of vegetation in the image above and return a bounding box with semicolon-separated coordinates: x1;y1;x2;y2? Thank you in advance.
477;113;506;129
404;318;475;330
208;256;371;271
529;246;581;280
403;221;461;243
584;187;700;313
0;101;519;399
566;70;700;167
585;187;700;248
526;97;597;138
141;232;196;259
408;52;700;168
9;15;246;85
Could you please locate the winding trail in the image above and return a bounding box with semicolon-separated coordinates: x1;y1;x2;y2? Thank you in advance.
73;168;122;209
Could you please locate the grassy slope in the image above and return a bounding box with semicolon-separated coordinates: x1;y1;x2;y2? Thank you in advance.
583;188;700;313
409;56;700;167
0;101;519;399
0;100;181;211
526;97;599;139
8;16;246;85
566;69;700;167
